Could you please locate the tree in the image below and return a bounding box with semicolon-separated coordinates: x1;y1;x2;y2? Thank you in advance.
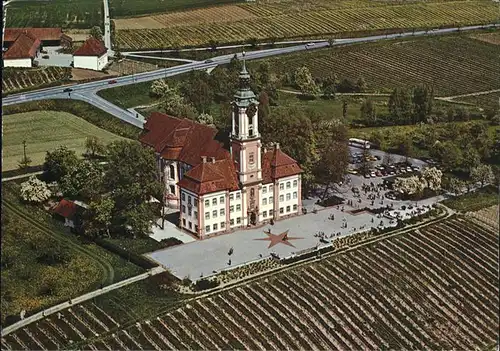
382;152;394;166
445;177;465;196
314;139;350;200
358;148;373;175
360;99;377;124
430;141;462;172
336;78;357;93
258;91;270;129
293;66;319;97
462;148;481;173
388;88;412;125
342;100;348;119
43;146;79;182
471;164;494;188
196;113;215;127
397;135;414;163
393;176;422;196
89;26;103;40
150;79;172;98
100;140;164;237
412;85;434;123
59;160;102;199
370;130;387;151
321;74;337;99
84;136;105;157
420;166;442;191
356;77;367;92
85;195;114;238
18;139;32;170
20;176;51;203
180;74;214;113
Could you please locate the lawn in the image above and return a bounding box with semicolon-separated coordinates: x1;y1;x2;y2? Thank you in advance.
5;0;102;28
253;35;500;96
2;111;125;172
114;0;498;49
110;0;242;17
1;181;145;327
97;80;158;109
454;92;500;109
442;186;499;212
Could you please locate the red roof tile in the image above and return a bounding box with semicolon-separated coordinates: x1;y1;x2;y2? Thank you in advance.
178;159;240;195
140;112;229;166
51;199;78;218
4;28;67;42
73;37;107;56
3;33;41;59
262;146;302;184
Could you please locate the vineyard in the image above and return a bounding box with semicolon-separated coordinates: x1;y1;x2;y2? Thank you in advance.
454;92;500;109
2;67;72;96
114;0;498;49
254;36;500;96
2;215;498;350
5;0;102;28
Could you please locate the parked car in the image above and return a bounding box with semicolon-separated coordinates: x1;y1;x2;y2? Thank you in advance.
375;171;382;177
41;50;48;54
347;169;358;175
306;42;315;47
63;88;73;93
364;173;371;179
108;79;117;84
205;59;214;63
406;166;412;172
370;172;376;177
42;55;49;59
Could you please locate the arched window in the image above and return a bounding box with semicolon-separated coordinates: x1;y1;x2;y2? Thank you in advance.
250;188;255;197
169;165;175;180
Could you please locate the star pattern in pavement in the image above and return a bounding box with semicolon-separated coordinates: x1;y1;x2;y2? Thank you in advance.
254;230;303;249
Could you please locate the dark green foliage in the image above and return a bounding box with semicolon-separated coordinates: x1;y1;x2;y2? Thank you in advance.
193;278;219;291
43;146;79;182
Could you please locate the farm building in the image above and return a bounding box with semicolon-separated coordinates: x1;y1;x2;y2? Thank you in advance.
140;62;303;238
50;199;87;231
4;28;72;48
2;32;41;67
73;37;108;71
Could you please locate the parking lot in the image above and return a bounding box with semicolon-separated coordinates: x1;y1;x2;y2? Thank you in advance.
36;46;73;67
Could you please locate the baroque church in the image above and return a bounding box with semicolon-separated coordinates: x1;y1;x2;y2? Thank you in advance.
140;60;302;238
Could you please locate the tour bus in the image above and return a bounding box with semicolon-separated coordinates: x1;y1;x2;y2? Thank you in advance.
349;138;371;149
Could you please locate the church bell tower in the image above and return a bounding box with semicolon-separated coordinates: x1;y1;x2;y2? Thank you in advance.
230;53;262;225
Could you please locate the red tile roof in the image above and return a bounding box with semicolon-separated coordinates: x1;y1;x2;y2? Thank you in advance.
73;37;107;57
262;146;302;184
51;199;78;218
3;33;41;59
140;112;229;166
4;28;67;42
178;159;240;195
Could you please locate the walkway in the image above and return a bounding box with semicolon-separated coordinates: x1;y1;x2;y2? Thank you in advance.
1;171;43;182
0;266;165;337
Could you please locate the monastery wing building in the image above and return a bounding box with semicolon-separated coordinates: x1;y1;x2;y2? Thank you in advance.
140;62;302;238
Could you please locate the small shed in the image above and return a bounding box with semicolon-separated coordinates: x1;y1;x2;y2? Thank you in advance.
51;199;87;230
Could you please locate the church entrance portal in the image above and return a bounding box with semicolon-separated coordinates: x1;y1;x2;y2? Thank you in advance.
250;211;257;225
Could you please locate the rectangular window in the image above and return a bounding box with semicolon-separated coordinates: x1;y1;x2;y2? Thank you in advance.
236;217;241;224
230;218;235;225
213;223;218;231
212;210;217;218
205;199;209;207
195;225;198;232
269;196;273;203
189;222;192;229
229;194;234;201
236;204;241;211
182;218;186;226
182;205;186;213
220;196;225;204
286;206;290;213
269;185;273;191
169;185;175;195
230;205;234;213
194;211;198;218
182;193;186;201
293;180;298;187
236;192;241;200
293;204;298;211
286;181;291;189
262;187;267;194
293;192;297;199
221;222;225;229
262;198;267;205
280;207;284;214
220;208;225;216
279;195;284;202
280;183;284;190
194;199;198;206
286;193;291;201
249;152;254;164
205;212;210;219
188;196;192;205
263;211;267;217
212;198;217;206
188;208;192;216
205;225;210;233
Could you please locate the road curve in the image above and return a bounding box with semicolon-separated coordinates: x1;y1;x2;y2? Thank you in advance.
3;23;498;129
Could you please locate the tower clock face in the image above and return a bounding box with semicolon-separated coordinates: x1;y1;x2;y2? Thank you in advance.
246;103;257;118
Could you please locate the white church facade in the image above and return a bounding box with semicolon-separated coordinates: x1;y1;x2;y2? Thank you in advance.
140;61;302;238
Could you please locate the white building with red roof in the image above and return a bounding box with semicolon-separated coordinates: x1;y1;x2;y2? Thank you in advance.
140;61;302;238
2;32;41;67
73;37;108;71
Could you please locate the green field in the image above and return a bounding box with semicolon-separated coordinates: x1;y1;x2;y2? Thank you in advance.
115;0;498;49
110;0;242;17
253;35;500;96
5;0;102;28
455;92;500;109
97;80;158;108
2;111;124;172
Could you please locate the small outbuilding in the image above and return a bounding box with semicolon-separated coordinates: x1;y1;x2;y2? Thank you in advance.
51;199;87;231
73;37;108;71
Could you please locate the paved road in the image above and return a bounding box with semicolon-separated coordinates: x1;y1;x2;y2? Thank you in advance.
3;24;498;128
103;0;113;56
